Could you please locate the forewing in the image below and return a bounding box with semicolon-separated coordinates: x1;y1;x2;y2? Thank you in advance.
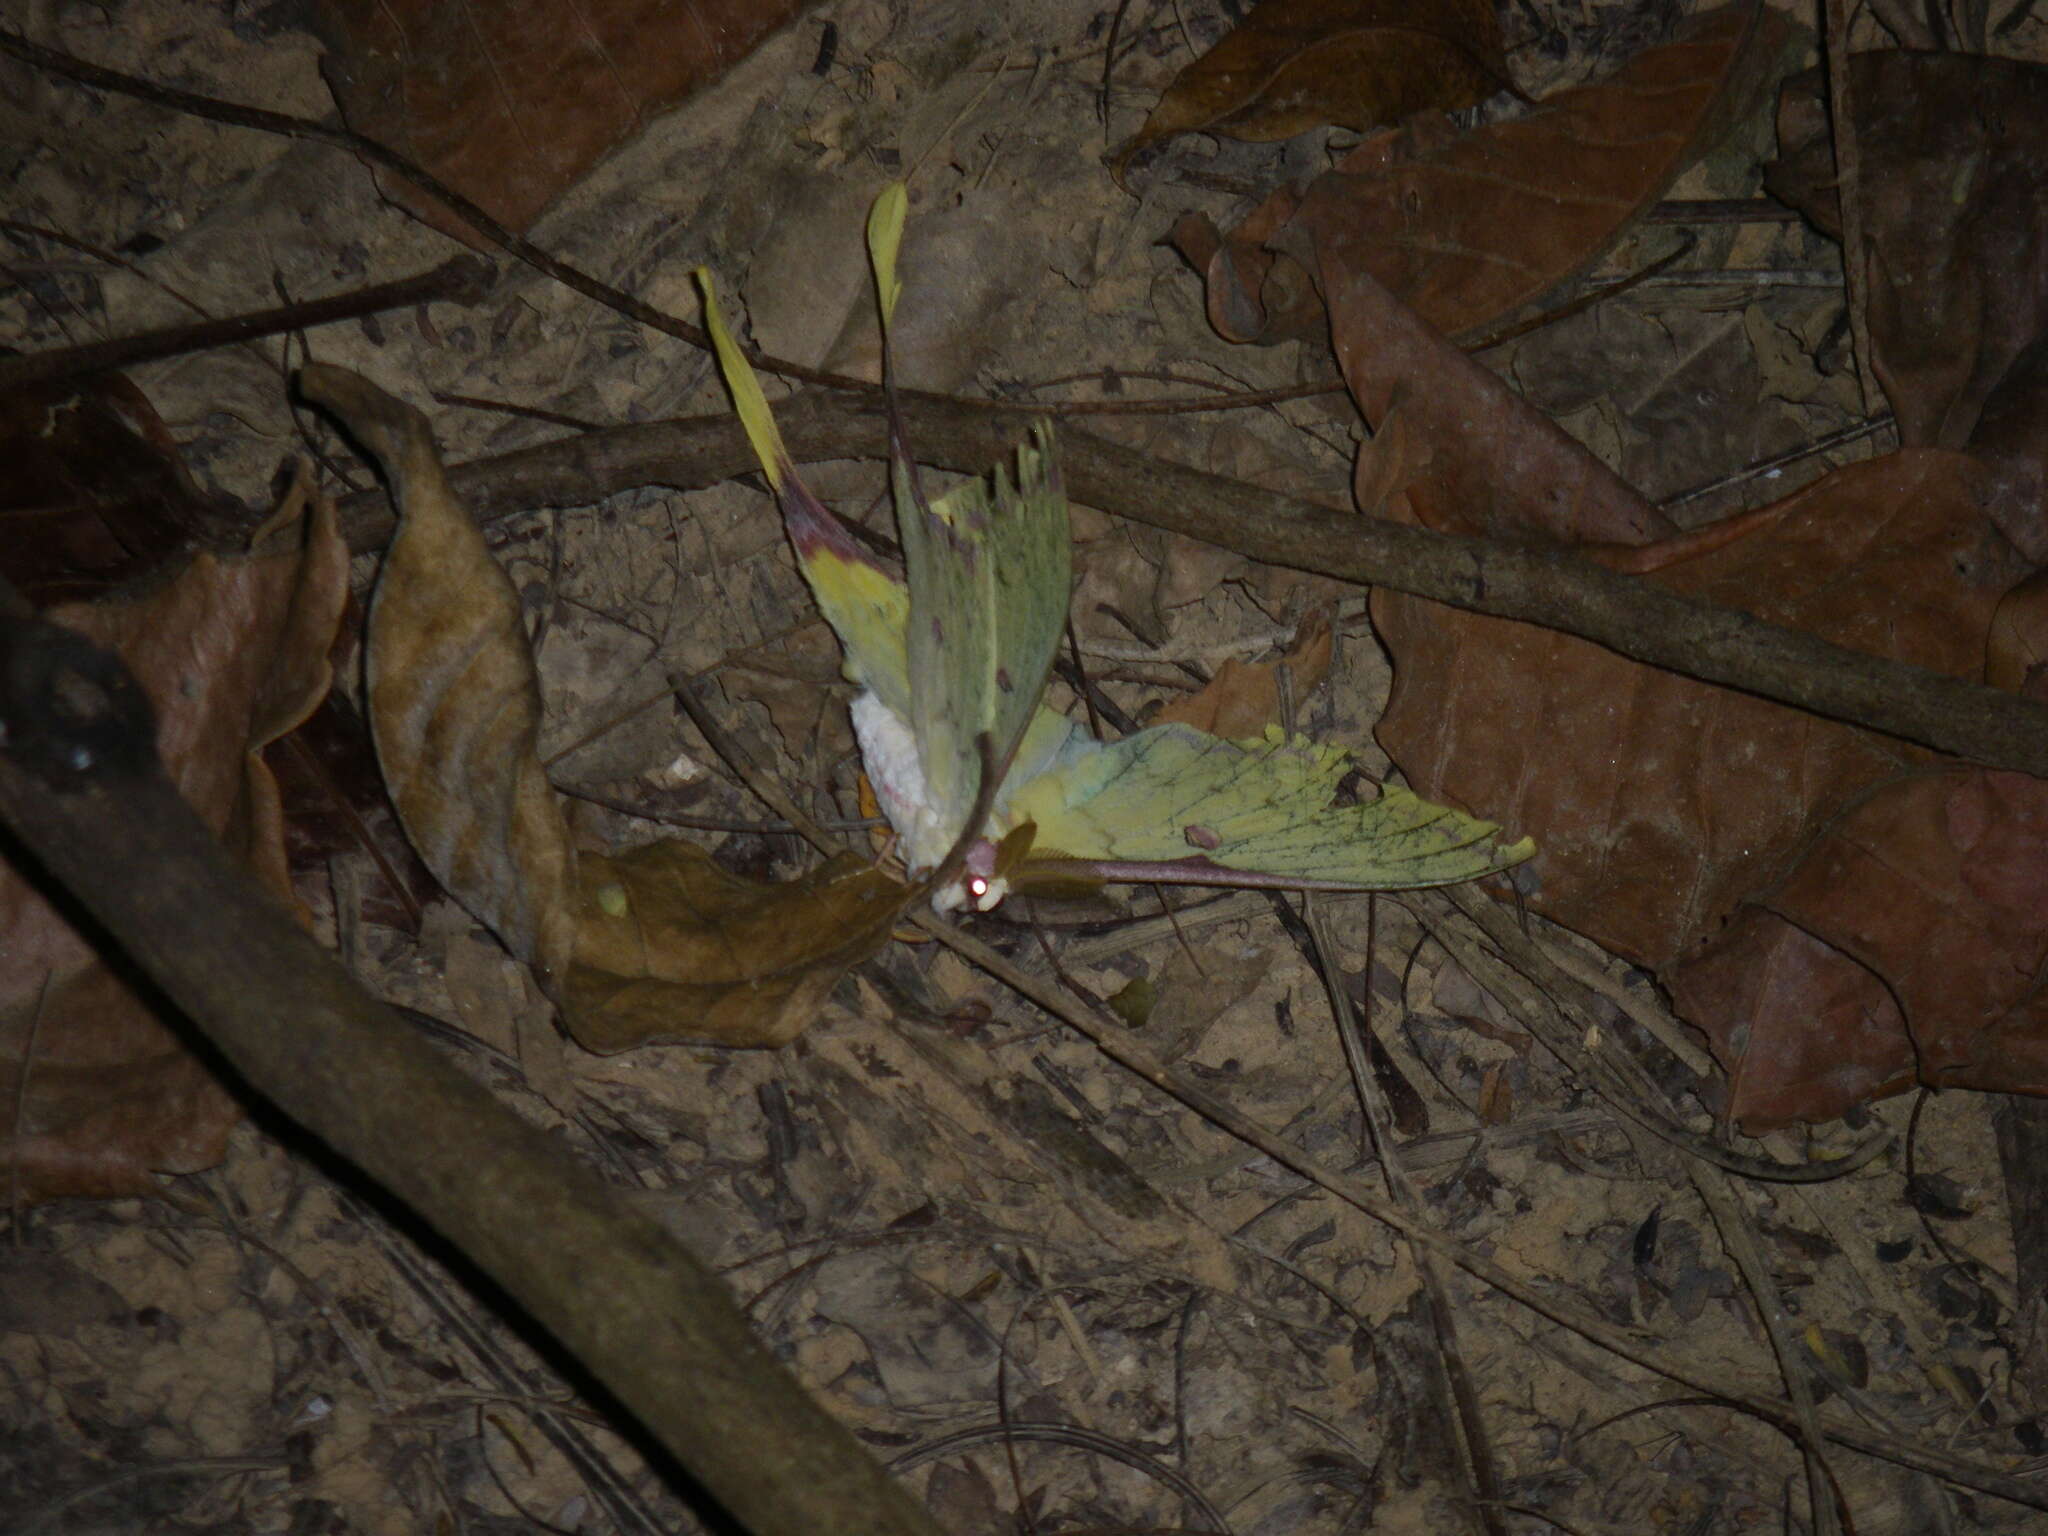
1008;723;1533;890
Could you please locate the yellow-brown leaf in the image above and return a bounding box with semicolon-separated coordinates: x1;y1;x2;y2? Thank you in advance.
566;843;910;1052
298;364;578;997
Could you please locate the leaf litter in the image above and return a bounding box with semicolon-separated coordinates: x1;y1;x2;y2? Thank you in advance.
6;0;2048;1531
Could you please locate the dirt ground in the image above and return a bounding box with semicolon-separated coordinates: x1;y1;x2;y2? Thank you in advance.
4;0;2048;1531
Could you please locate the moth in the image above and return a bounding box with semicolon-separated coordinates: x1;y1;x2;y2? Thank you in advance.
696;186;1531;913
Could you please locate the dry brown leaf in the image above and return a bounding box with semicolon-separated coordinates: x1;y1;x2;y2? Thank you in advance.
1184;5;1792;345
312;0;808;241
565;842;907;1052
1764;52;2048;451
1301;252;1671;545
301;364;581;998
1114;0;1511;184
1376;450;2048;1128
0;464;350;1202
1377;450;2022;972
1153;611;1333;738
1664;913;1911;1130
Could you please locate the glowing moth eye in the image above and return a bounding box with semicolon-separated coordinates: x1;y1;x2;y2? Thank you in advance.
967;874;990;903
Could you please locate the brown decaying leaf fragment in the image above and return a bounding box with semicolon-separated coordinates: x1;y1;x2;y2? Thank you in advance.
1764;52;2048;452
0;466;350;1201
1153;609;1333;738
0;372;250;604
567;843;908;1053
1179;4;1792;345
299;364;580;998
1114;0;1511;184
311;0;809;241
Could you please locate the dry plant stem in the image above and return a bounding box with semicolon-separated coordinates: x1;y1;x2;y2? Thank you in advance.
1304;895;1506;1536
335;390;2048;780
1823;0;1881;414
0;609;945;1536
0;255;497;392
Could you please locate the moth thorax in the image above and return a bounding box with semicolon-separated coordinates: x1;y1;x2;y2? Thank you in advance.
949;837;1009;913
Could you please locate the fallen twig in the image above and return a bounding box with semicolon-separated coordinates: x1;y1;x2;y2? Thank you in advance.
333;389;2048;780
0;594;944;1536
0;255;496;393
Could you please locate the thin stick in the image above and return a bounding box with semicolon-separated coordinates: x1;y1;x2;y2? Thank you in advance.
0;255;496;392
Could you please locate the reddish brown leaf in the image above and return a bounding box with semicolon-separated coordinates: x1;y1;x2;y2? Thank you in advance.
1764;52;2048;451
1376;451;2025;976
1669;761;2048;1128
312;0;809;241
1299;252;1672;544
1188;5;1792;345
1114;0;1511;184
1666;909;1915;1129
0;468;350;1201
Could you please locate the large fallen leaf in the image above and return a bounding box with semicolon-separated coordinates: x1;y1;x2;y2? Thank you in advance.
1177;5;1792;345
300;364;910;1050
312;0;809;240
0;463;349;1201
1113;0;1512;183
1376;450;2025;972
567;843;906;1052
1315;231;2048;1125
1265;126;2048;1126
299;364;580;995
1764;52;2048;451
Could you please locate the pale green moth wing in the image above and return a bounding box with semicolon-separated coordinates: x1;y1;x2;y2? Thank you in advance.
694;264;916;723
865;181;1073;871
1006;723;1535;890
897;425;1070;866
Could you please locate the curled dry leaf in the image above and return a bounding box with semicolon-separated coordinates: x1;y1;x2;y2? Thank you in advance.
1178;5;1792;345
300;364;580;998
313;0;808;240
0;463;350;1201
301;365;909;1051
1113;0;1512;185
567;844;908;1053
